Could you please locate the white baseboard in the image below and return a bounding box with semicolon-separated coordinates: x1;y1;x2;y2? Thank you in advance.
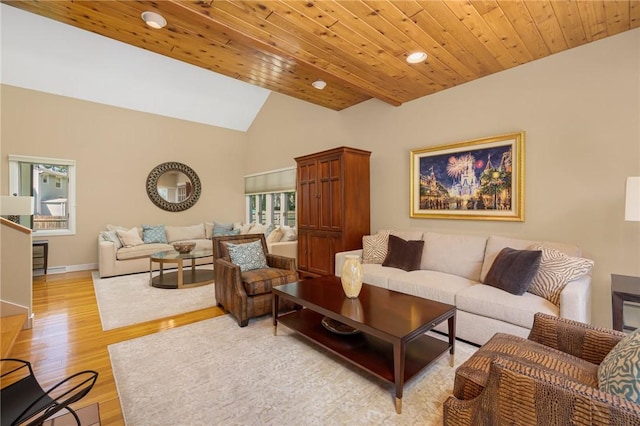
34;263;98;276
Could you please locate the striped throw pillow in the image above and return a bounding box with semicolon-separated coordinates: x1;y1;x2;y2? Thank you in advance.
362;231;390;264
527;245;594;306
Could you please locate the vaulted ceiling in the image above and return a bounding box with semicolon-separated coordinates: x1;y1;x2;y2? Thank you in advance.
5;1;639;111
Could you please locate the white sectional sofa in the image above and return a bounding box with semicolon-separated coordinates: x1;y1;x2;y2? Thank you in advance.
98;223;213;278
335;230;592;346
98;222;298;278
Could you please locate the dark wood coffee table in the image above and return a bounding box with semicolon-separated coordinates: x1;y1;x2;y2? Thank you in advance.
272;275;456;414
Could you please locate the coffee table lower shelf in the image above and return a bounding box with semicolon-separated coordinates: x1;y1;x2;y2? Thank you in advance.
276;309;450;385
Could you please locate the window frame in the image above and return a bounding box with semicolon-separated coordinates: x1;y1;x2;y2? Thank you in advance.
8;154;77;236
244;167;296;227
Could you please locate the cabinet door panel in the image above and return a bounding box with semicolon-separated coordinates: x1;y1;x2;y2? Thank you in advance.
297;231;309;271
298;162;318;229
308;233;331;276
319;157;342;231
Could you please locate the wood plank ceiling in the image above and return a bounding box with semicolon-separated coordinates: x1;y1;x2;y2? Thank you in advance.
5;1;639;110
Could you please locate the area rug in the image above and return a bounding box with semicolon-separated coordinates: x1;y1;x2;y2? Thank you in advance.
92;268;215;331
108;314;477;425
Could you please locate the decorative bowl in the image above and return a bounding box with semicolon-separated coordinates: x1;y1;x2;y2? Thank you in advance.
172;242;196;254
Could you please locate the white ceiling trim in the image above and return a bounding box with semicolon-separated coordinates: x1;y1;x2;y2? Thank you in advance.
0;4;271;132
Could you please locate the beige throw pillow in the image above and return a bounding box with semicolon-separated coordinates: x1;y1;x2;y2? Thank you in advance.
266;226;285;244
116;227;144;247
281;227;297;241
362;231;390;264
249;223;268;234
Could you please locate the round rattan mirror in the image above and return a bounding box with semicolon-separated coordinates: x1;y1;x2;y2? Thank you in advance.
146;162;201;212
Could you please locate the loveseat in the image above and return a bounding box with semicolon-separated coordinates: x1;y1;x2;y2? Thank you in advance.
98;222;298;278
335;230;593;346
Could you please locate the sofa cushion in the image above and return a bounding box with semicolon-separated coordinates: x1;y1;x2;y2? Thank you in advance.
142;224;168;244
480;236;583;282
227;240;269;272
456;283;558;329
362;231;390;264
421;232;487;281
598;329;640;404
116;227;144;247
361;264;405;289
241;268;298;296
100;230;123;249
165;224;206;242
484;247;542;295
382;235;424;272
528;245;594;306
116;243;171;260
388;270;476;305
193;239;213;251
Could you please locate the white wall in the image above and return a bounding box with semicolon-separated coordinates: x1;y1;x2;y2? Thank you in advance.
248;29;640;328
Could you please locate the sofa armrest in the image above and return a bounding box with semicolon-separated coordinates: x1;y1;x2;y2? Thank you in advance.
527;313;625;365
559;275;592;323
98;238;117;278
335;249;363;276
214;258;248;319
444;357;640;425
266;254;297;271
267;241;297;261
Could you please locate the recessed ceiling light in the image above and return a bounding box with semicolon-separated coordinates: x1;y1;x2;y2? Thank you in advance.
141;11;167;29
312;79;327;90
406;51;427;64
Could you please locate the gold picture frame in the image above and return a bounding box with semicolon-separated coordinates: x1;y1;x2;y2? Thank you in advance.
410;132;525;221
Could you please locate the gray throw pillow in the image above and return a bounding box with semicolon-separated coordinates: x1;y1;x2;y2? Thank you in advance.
382;234;424;272
484;247;542;295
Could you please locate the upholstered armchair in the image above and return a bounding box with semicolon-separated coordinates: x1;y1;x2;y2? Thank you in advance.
444;313;640;425
213;233;298;327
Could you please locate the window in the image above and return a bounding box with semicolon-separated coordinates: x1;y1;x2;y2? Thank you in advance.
245;167;296;227
9;154;76;236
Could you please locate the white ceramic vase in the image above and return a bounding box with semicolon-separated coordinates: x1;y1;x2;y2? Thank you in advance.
341;254;363;298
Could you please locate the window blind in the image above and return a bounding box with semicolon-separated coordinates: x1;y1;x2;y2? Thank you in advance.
244;167;296;195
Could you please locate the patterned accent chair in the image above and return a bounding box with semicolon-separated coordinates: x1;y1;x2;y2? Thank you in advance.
213;233;298;327
444;313;640;425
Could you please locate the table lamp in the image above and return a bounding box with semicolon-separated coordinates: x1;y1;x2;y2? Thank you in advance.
1;195;35;223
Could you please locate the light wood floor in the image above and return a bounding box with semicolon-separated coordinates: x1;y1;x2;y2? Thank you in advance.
9;271;225;425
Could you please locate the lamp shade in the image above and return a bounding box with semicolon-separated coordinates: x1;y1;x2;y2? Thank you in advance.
625;177;640;221
1;196;34;216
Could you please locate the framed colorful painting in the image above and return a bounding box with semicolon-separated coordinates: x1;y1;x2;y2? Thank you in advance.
410;132;525;221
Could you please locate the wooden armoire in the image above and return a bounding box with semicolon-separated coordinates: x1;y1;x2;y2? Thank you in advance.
295;146;371;277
